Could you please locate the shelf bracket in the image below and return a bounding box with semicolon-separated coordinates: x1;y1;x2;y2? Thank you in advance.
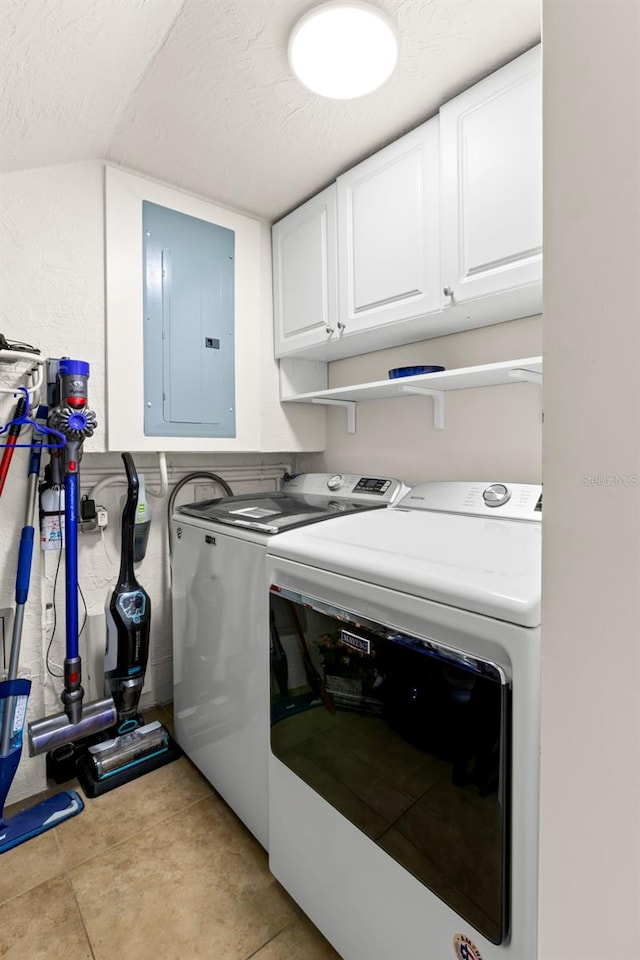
508;368;542;386
398;386;446;430
311;397;357;434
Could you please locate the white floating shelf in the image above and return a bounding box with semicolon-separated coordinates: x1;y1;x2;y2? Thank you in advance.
281;356;542;433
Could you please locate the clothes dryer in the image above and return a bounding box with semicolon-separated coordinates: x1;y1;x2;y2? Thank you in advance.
266;481;542;959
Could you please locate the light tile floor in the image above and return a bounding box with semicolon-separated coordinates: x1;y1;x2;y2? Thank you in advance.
0;704;342;960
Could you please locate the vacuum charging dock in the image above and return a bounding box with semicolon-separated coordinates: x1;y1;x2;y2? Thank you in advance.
75;720;181;798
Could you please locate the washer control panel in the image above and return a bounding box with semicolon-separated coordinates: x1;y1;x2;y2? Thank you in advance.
284;473;406;503
352;476;392;495
396;482;542;521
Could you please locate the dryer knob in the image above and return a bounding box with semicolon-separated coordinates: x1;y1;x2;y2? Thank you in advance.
327;474;344;491
483;483;511;507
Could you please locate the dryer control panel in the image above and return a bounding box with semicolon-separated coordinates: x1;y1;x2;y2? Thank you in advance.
396;482;542;521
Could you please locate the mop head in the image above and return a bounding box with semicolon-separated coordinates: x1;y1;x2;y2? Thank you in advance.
0;790;83;854
76;720;181;797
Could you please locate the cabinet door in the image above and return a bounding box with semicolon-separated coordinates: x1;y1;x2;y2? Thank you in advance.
440;45;542;306
272;185;338;358
337;118;440;338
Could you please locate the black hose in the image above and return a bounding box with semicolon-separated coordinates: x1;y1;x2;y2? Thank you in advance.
166;471;233;556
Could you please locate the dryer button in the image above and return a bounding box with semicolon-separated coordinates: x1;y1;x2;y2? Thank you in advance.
483;483;511;507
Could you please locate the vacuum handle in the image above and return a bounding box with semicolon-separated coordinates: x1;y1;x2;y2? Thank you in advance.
64;472;80;661
118;453;139;587
121;452;139;526
121;451;139;491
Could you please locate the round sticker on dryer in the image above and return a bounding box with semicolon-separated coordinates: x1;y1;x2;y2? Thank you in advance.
453;933;483;960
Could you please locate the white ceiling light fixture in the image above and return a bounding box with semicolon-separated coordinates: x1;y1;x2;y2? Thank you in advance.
288;0;399;100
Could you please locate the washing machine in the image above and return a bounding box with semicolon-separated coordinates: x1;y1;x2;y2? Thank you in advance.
170;473;407;849
266;481;542;960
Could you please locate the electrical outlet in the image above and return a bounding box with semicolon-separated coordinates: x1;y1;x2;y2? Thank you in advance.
0;607;13;674
80;519;99;534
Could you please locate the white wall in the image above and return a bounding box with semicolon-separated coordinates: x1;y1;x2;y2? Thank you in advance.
0;160;306;803
1;161;107;449
298;313;542;485
539;2;640;958
0;161;106;799
103;166;324;453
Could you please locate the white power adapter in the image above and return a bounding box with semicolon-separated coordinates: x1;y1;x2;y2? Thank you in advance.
96;505;108;530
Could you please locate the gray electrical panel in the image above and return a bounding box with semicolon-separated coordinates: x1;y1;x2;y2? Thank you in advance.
143;201;235;438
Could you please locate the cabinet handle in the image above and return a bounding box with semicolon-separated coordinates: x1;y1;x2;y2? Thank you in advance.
443;286;454;298
325;326;334;335
337;321;345;331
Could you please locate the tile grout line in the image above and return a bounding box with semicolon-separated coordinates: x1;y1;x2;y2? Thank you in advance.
57;801;98;960
0;805;68;910
67;867;98;960
61;790;216;871
241;919;297;960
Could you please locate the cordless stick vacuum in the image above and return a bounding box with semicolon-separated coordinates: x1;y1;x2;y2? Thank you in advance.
28;361;117;761
76;453;180;797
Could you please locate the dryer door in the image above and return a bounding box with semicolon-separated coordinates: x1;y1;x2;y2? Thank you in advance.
269;585;511;946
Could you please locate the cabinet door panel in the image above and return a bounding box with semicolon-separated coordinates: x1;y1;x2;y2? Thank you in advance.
338;119;440;335
272;185;337;357
440;45;542;304
350;152;424;310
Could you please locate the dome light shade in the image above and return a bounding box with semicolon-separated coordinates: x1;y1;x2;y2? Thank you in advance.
288;1;399;100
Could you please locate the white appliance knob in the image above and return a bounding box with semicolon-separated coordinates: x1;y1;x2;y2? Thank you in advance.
327;474;344;491
483;483;511;507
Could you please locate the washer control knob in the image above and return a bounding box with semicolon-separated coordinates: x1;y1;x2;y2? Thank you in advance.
327;474;344;491
483;483;511;507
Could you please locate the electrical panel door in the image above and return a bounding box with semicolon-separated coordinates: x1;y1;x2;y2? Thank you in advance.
143;201;235;437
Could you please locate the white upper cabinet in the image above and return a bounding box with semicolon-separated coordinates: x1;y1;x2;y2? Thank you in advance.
439;45;542;308
271;45;542;370
337;118;440;337
272;185;338;358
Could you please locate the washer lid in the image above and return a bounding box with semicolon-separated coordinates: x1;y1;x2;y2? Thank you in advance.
267;507;541;627
176;491;389;534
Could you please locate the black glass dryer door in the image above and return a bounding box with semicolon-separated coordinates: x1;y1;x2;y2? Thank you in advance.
269;586;511;945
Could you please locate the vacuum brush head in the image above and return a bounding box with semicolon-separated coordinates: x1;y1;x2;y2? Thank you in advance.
28;698;117;757
87;720;168;779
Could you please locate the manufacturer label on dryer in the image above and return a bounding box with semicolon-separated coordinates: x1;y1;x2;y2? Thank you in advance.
340;630;371;654
453;934;483;960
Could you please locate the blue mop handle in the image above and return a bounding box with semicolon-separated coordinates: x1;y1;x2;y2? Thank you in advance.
4;410;46;683
0;419;45;758
15;528;34;607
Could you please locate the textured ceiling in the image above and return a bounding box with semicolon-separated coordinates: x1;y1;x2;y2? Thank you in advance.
0;0;540;221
